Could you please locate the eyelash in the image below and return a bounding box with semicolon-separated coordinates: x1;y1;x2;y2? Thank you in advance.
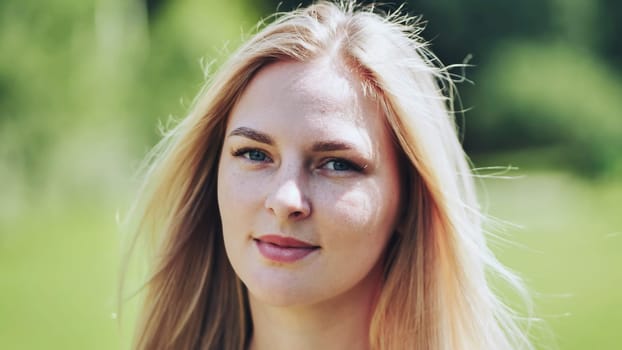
231;148;365;173
322;158;364;172
232;147;271;162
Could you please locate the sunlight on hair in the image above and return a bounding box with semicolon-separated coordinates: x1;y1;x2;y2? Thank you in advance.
120;1;537;349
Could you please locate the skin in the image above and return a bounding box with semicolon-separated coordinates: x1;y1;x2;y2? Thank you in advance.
217;57;402;350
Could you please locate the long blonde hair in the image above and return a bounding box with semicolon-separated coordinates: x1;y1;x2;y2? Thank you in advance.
122;1;533;349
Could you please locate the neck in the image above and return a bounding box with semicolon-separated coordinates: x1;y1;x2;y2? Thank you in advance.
248;264;382;350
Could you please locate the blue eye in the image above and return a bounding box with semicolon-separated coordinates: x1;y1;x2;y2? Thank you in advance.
246;149;268;162
232;148;271;162
324;159;360;171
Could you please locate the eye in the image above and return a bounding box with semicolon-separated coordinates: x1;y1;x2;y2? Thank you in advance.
323;159;362;172
246;149;268;162
232;148;271;162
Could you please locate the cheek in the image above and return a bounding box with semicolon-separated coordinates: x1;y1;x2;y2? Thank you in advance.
319;179;398;245
333;191;375;228
315;183;397;292
217;164;261;276
217;165;254;241
218;165;258;213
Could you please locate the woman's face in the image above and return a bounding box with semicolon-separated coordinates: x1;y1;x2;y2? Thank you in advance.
217;59;402;307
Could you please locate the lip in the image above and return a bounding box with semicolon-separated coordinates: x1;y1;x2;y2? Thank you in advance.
254;234;320;263
256;234;318;248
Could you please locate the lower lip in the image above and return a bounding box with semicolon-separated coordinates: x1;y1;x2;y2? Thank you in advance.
255;240;319;263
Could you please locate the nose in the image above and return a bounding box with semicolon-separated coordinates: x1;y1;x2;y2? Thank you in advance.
264;175;311;221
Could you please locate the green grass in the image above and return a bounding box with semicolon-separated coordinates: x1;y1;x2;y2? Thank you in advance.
481;171;622;349
1;171;620;349
0;201;129;349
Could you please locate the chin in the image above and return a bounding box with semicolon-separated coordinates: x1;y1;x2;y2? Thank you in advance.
252;293;304;307
244;271;327;308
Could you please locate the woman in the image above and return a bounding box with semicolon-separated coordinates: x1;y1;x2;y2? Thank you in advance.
124;1;533;349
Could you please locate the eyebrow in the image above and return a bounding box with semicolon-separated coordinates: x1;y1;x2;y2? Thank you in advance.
228;126;359;153
311;141;355;152
228;127;274;145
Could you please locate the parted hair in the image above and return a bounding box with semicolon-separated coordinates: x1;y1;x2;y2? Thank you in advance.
122;1;533;349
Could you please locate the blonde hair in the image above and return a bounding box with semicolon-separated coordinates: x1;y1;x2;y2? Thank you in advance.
122;1;533;349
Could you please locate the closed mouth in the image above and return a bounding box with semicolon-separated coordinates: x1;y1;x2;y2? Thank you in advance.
253;235;320;262
254;234;320;249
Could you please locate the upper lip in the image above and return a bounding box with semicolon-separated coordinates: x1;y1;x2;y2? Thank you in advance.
255;234;319;248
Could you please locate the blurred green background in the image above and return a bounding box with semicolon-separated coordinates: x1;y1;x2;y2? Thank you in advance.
1;0;620;349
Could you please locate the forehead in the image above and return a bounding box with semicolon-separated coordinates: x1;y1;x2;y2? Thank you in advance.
228;59;382;132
